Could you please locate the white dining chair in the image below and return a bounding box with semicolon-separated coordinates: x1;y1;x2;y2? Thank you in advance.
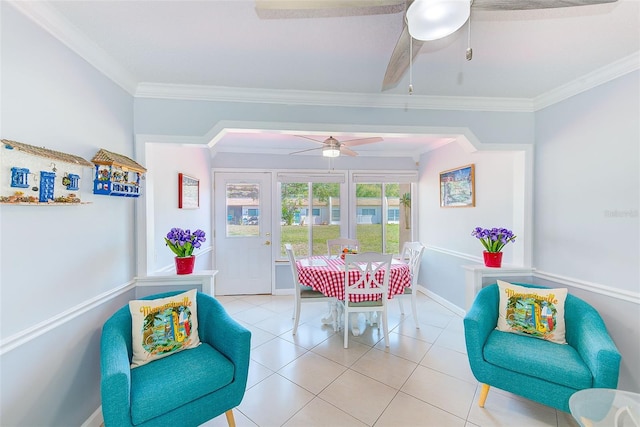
396;241;425;328
340;252;393;348
327;237;360;256
285;243;335;334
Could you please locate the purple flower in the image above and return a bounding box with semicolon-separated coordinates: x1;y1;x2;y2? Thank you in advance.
165;227;207;257
471;226;517;253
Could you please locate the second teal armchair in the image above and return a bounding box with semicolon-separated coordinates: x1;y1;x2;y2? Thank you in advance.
464;283;621;413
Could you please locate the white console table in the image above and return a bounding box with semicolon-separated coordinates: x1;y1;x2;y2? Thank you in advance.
462;265;535;310
134;270;218;298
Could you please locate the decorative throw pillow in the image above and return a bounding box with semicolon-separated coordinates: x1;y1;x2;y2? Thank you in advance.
129;289;201;368
496;280;568;344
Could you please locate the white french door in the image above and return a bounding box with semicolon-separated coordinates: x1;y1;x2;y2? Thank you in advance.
214;172;272;295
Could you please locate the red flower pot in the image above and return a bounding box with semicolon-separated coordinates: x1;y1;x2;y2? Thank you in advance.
175;256;195;275
483;251;503;268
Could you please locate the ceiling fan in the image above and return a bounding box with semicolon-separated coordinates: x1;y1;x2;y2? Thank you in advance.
255;0;618;91
289;135;384;157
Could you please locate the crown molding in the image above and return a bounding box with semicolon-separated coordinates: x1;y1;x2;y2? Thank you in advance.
135;82;535;112
8;0;138;95
533;51;640;111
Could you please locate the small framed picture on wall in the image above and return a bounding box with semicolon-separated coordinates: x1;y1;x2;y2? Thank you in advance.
178;173;199;209
439;164;475;208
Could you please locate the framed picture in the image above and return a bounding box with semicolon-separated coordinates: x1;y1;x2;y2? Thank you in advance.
178;173;199;209
439;164;475;208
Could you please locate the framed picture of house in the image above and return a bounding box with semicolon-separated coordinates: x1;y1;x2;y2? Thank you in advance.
178;173;199;209
439;164;475;208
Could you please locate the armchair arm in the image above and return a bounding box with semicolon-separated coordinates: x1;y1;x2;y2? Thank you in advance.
565;298;621;388
463;284;499;380
100;309;133;427
196;294;252;386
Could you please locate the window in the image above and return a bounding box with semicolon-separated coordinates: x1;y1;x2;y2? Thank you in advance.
11;167;29;188
278;173;345;257
353;172;417;255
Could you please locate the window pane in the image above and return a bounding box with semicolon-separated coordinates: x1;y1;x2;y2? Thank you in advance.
226;183;260;237
356;183;383;252
281;182;308;256
311;183;340;255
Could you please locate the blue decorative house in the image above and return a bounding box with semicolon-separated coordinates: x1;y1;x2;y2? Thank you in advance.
91;149;146;197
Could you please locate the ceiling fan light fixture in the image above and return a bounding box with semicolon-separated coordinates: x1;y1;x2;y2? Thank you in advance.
406;0;470;41
322;145;341;158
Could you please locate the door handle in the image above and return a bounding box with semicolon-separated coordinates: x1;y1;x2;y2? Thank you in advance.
264;240;271;246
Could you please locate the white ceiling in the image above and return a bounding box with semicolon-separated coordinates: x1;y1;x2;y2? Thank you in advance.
21;0;640;157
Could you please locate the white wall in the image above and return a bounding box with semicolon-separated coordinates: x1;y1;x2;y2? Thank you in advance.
1;3;136;425
146;144;213;272
534;71;640;392
418;140;528;307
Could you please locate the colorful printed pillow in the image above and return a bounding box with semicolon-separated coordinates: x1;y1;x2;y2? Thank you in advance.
496;280;568;344
129;289;201;368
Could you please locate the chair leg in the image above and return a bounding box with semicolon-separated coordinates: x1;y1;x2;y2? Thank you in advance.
478;384;490;408
397;298;405;315
343;308;349;348
292;299;301;335
410;293;420;329
225;409;236;427
381;310;390;347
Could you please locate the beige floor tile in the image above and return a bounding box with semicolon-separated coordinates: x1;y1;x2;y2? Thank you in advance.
467;384;559;427
374;391;467;427
373;331;432;363
310;334;371;367
282;397;368;427
251;336;307;371
218;298;257;315
393;321;444;343
238;374;315;427
246;359;274;389
419;345;477;385
253;312;296;336
350;347;418;390
401;365;476;419
239;322;278;349
278;351;347;394
279;322;337;350
233;305;280;325
201;407;258;427
318;370;398;426
433;327;468;354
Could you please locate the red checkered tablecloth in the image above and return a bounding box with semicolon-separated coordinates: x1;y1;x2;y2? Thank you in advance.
296;256;411;303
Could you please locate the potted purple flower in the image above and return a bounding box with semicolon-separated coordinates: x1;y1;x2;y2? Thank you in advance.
165;228;206;274
471;227;516;268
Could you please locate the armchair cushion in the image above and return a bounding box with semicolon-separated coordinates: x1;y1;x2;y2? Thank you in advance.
496;280;567;344
483;330;592;390
129;289;201;367
131;343;234;425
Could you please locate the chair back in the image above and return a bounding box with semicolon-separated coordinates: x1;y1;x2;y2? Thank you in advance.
327;237;360;256
401;241;425;286
285;243;302;298
344;252;392;301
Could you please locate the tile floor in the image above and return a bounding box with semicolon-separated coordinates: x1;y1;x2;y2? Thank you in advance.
202;292;579;427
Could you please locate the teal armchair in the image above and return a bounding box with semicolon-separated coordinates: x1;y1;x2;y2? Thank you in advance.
464;283;621;413
101;291;251;426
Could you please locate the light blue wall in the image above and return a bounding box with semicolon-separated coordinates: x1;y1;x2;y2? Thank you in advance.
1;3;136;425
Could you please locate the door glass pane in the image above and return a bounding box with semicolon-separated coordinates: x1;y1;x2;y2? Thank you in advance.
226;183;260;237
281;182;308;256
385;183;400;255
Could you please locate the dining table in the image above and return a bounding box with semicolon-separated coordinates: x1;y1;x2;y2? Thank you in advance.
296;255;411;336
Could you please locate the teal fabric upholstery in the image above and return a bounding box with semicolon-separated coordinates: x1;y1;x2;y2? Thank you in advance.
464;283;621;413
101;291;251;426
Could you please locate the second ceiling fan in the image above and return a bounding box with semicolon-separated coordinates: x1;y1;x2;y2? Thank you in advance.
290;135;384;157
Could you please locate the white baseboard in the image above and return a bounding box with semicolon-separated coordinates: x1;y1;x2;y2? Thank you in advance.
81;407;102;427
417;285;466;317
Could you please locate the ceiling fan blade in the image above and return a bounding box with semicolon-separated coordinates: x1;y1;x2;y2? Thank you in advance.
340;146;359;157
341;137;384;147
255;0;406;19
472;0;617;10
294;135;328;144
289;147;322;155
382;26;424;91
